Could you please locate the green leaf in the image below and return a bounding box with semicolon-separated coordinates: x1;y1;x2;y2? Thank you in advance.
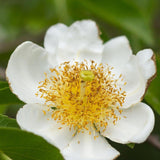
0;81;23;105
0;81;8;90
0;151;12;160
70;0;154;45
0;128;64;160
127;143;135;149
0;114;19;128
145;55;160;114
0;105;8;114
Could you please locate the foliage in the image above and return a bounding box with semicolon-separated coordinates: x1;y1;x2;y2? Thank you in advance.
0;128;64;160
127;143;135;149
0;114;19;128
0;81;22;105
0;0;160;160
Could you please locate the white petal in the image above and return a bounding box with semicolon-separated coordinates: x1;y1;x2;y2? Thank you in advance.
17;104;74;149
44;23;68;54
101;102;155;144
102;37;156;108
6;41;57;104
118;55;146;108
62;131;119;160
137;49;156;81
102;36;132;67
44;20;103;64
40;125;75;150
118;50;156;108
17;104;52;132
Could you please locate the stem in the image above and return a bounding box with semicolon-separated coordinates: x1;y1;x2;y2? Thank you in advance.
148;134;160;150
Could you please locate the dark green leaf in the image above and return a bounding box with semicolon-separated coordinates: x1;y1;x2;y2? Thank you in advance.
0;128;64;160
0;151;12;160
127;143;135;149
0;81;8;90
0;105;8;114
0;84;23;105
0;114;19;128
145;55;160;114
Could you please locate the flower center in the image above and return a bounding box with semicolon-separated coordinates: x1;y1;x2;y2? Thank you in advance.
37;60;126;134
80;70;94;82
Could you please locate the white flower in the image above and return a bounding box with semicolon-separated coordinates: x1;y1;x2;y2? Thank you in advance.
6;20;156;160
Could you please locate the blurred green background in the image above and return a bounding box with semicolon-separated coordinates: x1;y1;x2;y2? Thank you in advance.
0;0;160;159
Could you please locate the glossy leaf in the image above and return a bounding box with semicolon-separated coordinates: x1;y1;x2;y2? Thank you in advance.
0;114;19;128
0;128;64;160
0;151;12;160
0;81;22;105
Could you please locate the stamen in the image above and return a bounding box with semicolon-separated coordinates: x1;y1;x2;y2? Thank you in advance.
36;60;126;135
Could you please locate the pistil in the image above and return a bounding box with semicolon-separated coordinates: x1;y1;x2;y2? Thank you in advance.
80;70;94;99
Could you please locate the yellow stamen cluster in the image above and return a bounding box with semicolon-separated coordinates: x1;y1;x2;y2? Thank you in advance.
37;60;126;134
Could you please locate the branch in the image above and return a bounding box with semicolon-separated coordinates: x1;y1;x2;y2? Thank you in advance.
147;134;160;150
